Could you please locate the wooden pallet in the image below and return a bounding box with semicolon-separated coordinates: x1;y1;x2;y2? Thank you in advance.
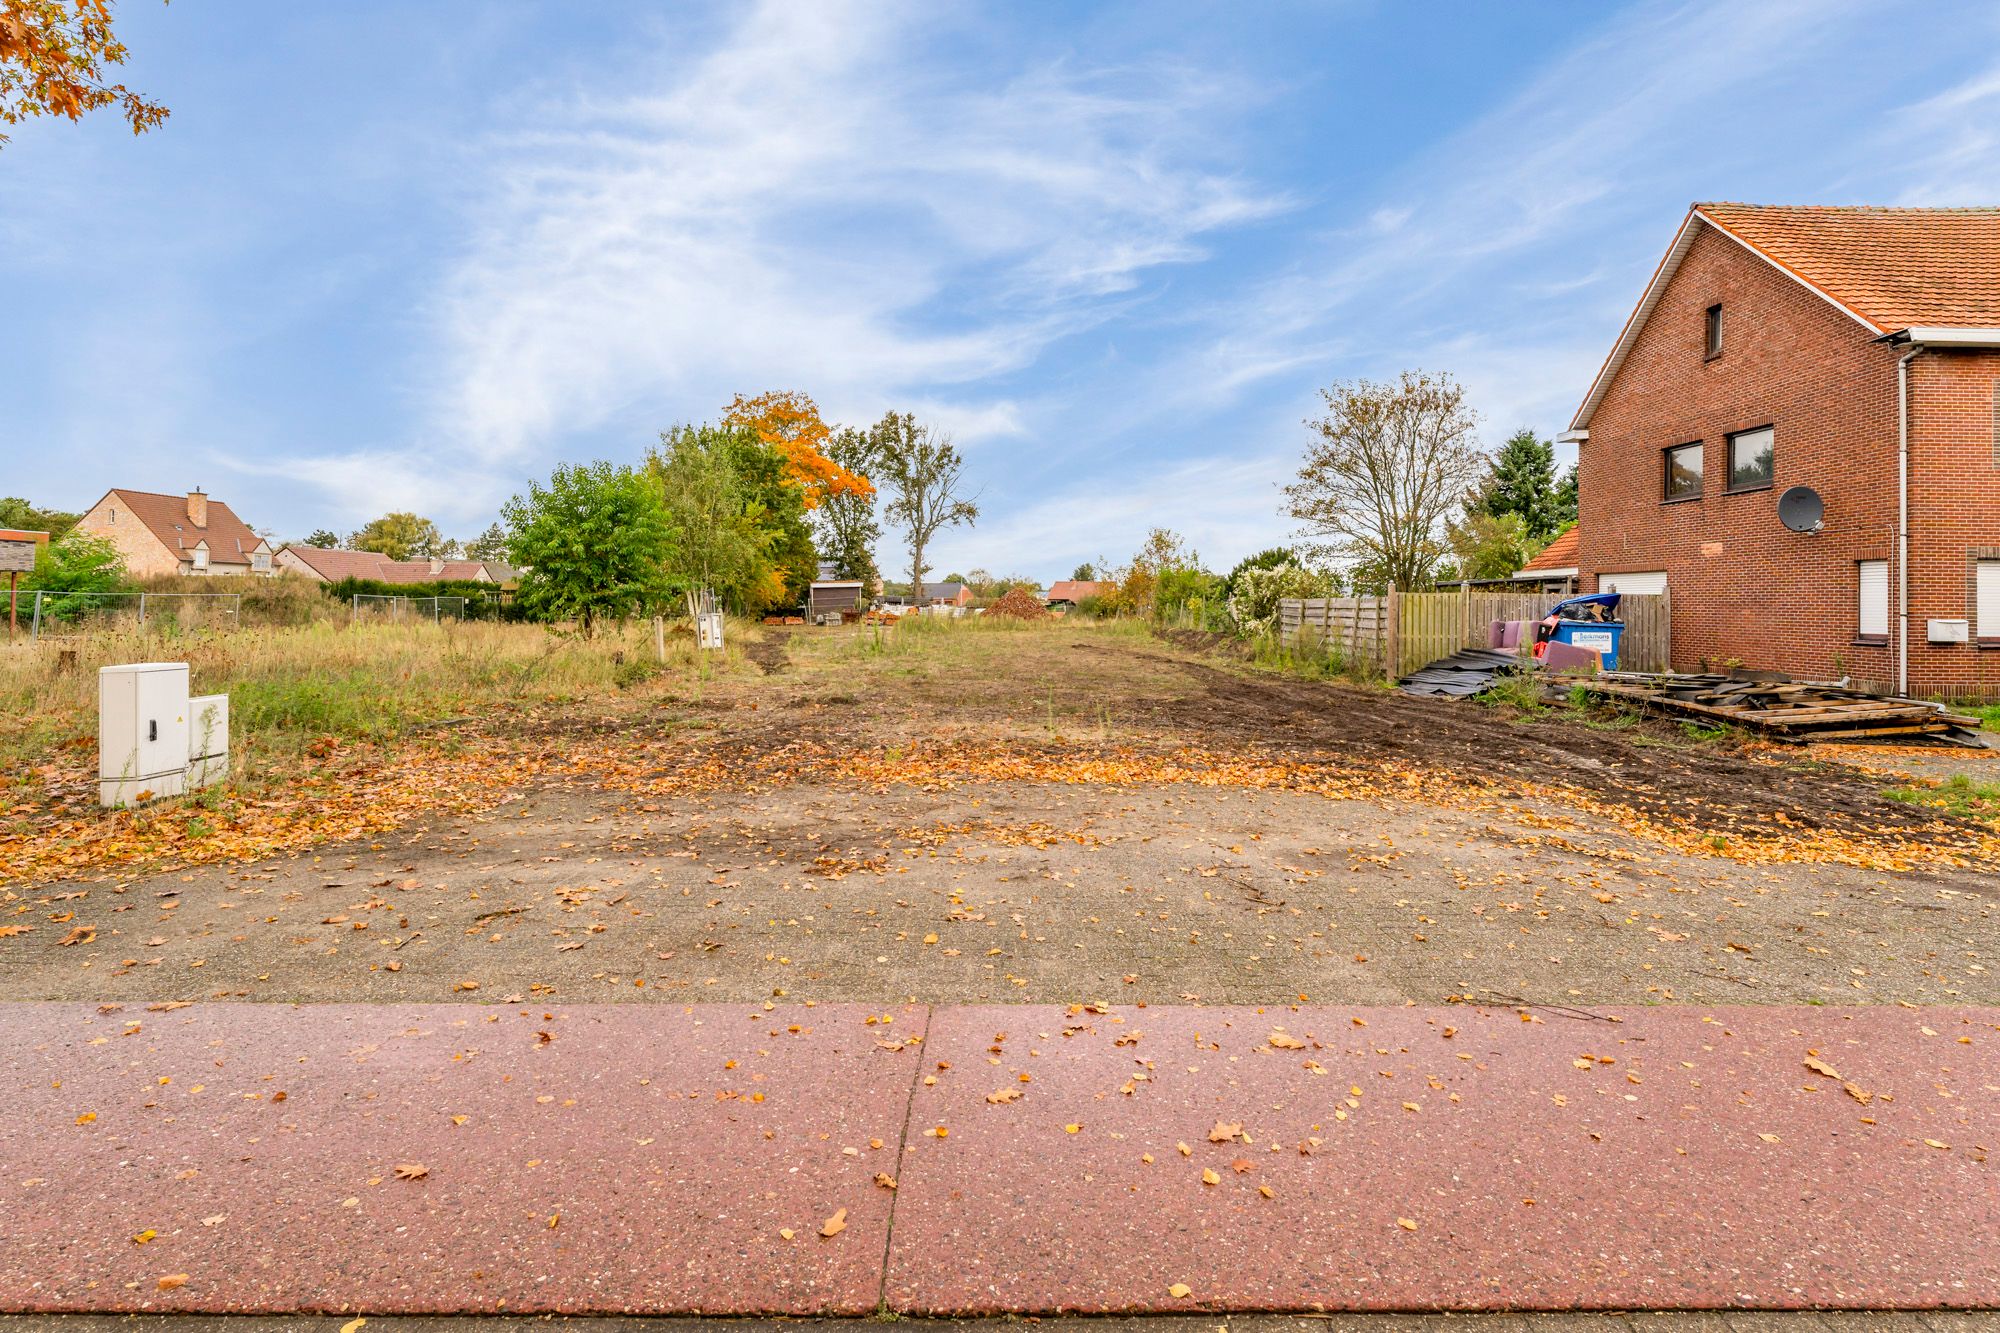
1582;673;1986;745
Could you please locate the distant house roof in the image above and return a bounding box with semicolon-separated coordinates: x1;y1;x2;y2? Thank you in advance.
282;545;512;584
100;489;268;563
1046;580;1103;603
918;581;968;602
1573;203;2000;431
280;546;386;581
1518;527;1579;575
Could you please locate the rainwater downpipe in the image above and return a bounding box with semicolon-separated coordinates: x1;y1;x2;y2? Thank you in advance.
1896;343;1922;697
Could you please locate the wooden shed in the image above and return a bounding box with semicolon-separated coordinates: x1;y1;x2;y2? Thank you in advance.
808;580;866;622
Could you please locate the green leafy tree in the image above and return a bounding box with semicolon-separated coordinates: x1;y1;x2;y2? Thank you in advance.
647;424;780;613
1069;562;1096;581
24;529;127;620
720;425;817;608
501;462;676;635
1442;510;1537;581
1471;429;1563;540
351;512;449;562
813;426;882;586
873;412;977;603
1100;528;1218;622
1284;371;1485;591
300;528;340;549
0;495;78;539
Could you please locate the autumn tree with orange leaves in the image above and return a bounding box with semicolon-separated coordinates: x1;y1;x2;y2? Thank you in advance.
722;391;874;511
0;0;168;147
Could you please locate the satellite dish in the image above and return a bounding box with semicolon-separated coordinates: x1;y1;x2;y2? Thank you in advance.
1778;486;1824;534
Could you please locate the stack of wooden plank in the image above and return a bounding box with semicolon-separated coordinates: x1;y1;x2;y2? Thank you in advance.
1581;672;1986;745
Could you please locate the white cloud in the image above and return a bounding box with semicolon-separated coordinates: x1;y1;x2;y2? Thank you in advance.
1874;50;2000;204
401;0;1285;498
924;447;1293;579
1161;0;1868;413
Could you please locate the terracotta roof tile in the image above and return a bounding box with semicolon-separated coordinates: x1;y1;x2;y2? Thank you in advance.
1695;203;2000;330
1518;526;1579;573
281;546;505;584
107;489;266;565
1046;580;1104;602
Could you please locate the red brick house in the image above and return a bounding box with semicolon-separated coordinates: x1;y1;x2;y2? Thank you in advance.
1566;203;2000;695
75;489;273;577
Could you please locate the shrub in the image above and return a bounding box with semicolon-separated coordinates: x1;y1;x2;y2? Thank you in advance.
1227;563;1335;636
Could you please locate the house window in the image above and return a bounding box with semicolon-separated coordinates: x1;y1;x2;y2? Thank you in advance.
1858;560;1888;642
1704;304;1723;359
1978;560;2000;642
1727;425;1774;492
1663;442;1702;501
107;508;116;524
252;552;271;572
192;548;209;571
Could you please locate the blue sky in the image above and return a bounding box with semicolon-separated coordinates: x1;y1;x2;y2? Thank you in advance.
6;1;2000;580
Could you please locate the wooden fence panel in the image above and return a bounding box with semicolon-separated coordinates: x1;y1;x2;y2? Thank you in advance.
1281;589;1673;677
1615;592;1671;671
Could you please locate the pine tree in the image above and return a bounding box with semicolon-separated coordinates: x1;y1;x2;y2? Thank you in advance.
1476;429;1562;540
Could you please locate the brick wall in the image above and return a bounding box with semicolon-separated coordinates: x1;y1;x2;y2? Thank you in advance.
1906;348;2000;694
1576;223;2000;695
74;494;181;578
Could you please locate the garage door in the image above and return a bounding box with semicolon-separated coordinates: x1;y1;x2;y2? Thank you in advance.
1600;570;1667;596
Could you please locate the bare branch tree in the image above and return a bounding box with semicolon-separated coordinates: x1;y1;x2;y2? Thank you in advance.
871;412;978;604
1283;371;1486;591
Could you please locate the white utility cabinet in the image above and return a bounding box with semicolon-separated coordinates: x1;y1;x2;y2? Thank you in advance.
99;663;191;806
99;663;228;808
187;692;230;789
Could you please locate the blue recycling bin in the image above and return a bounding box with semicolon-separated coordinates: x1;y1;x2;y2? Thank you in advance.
1550;619;1623;669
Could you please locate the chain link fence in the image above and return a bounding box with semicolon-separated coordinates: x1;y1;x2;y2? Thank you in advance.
10;591;245;638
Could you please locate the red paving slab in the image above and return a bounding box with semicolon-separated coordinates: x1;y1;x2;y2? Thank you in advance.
886;1004;2000;1314
0;1002;926;1315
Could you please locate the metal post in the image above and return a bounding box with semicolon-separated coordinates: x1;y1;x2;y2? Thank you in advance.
31;591;43;639
138;592;147;626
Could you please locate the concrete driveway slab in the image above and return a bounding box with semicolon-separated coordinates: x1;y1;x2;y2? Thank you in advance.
886;1004;1998;1313
0;1002;925;1316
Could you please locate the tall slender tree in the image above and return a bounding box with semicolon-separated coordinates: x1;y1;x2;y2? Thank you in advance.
813;426;883;586
872;412;977;604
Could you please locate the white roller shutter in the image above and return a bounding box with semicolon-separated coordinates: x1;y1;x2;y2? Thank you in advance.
1858;560;1889;639
1600;570;1667;596
1978;561;2000;640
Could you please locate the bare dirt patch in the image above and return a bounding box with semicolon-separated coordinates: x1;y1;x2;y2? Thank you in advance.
2;620;1993;1009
